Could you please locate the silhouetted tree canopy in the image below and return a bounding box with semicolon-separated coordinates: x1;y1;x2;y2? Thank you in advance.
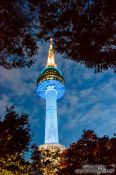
30;144;42;175
0;106;31;174
31;0;116;72
58;130;116;175
29;130;116;175
0;0;38;69
1;0;115;71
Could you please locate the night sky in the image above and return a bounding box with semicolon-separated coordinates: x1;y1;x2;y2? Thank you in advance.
0;41;116;152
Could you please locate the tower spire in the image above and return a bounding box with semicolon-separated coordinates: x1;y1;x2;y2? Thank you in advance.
46;38;57;67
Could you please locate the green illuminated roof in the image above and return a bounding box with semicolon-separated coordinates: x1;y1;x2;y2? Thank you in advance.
40;66;62;76
37;66;64;84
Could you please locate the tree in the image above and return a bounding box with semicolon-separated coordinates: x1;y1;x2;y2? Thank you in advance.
30;144;42;175
58;130;116;175
30;0;116;72
0;106;31;175
0;0;38;69
109;137;116;175
30;144;64;175
1;0;115;71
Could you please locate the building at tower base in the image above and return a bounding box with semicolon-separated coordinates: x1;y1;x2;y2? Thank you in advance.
38;144;65;175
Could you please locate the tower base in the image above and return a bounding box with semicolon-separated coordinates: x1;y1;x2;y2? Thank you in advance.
38;144;65;175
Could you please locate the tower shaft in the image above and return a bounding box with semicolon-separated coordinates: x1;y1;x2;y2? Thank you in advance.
45;87;58;144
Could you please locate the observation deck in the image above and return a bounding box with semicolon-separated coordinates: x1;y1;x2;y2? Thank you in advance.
37;66;65;99
37;66;64;84
37;38;65;99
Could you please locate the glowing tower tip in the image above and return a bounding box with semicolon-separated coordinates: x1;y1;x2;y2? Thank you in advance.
46;38;57;67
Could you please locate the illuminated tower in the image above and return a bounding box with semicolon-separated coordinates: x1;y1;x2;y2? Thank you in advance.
37;38;65;145
36;39;65;175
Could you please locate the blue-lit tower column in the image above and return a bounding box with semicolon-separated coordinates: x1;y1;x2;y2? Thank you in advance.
45;87;58;143
36;38;65;145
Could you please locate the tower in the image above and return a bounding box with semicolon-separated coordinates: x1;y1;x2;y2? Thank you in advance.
37;38;65;145
36;38;65;175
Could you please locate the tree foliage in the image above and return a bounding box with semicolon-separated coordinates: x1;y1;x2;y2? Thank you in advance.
1;0;115;71
31;0;116;72
58;130;116;175
30;144;64;175
30;144;42;175
0;0;38;69
0;106;31;174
